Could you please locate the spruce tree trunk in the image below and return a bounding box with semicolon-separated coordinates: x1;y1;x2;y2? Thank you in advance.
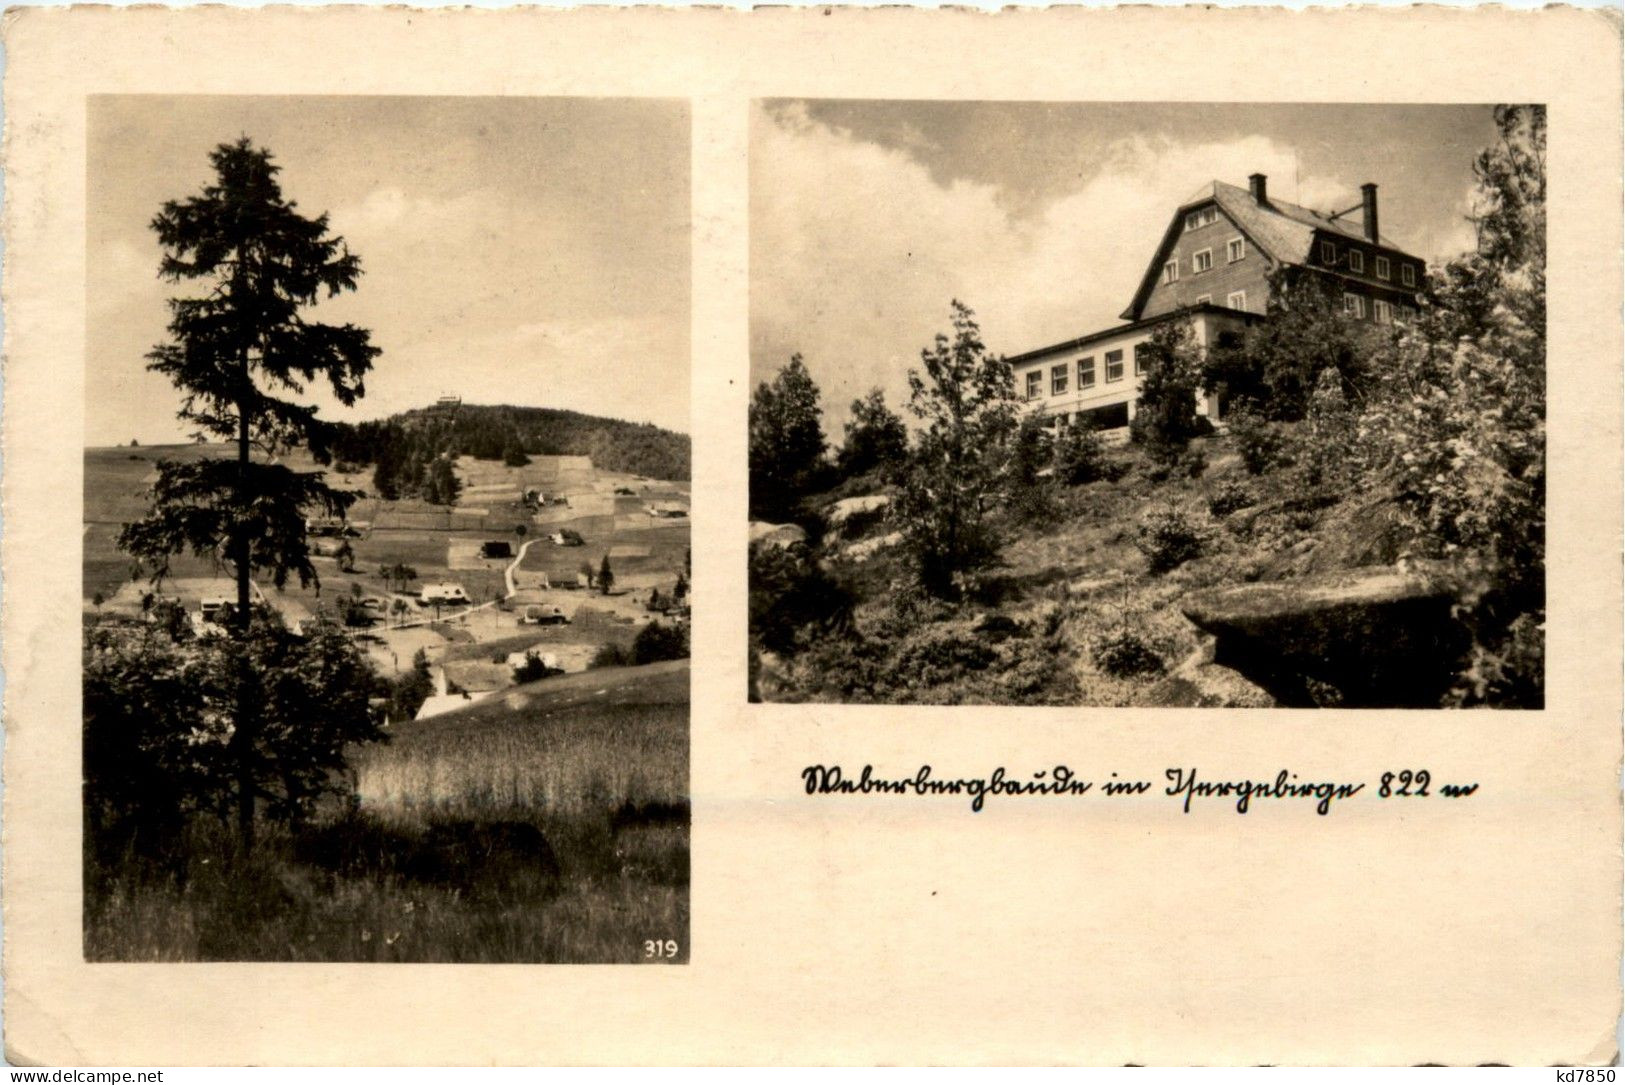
232;352;257;851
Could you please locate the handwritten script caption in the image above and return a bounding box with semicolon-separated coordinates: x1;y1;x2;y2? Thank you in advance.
801;765;1478;814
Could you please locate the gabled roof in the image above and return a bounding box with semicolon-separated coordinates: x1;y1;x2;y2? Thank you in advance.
1122;180;1421;320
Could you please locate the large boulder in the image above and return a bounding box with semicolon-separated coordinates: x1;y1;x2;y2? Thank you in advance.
828;494;890;525
749;521;808;550
841;530;903;562
827;494;891;539
1180;564;1467;707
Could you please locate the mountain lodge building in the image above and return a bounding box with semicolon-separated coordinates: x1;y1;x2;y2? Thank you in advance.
1008;173;1427;433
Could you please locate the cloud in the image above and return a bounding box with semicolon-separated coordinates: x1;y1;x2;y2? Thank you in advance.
751;104;1358;431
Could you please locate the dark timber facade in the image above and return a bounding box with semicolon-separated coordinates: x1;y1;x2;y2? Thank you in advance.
1012;173;1426;432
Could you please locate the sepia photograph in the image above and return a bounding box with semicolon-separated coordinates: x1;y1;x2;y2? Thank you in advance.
3;5;1616;1067
82;95;692;962
749;101;1546;709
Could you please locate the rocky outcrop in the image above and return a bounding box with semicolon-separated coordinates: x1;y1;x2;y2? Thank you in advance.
841;531;903;562
827;494;892;541
749;521;808;550
828;494;890;526
1180;565;1466;707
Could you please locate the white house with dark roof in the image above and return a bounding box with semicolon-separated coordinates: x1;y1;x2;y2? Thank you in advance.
1010;173;1426;433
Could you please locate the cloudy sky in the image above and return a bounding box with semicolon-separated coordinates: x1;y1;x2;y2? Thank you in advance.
750;100;1498;431
88;96;690;447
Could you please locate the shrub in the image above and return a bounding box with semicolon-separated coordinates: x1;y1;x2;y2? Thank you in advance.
1293;368;1358;489
1053;420;1110;485
1007;478;1061;527
883;627;998;693
1207;479;1255;518
995;635;1081;704
631;621;689;665
588;643;633;669
1226;405;1287;475
1092;631;1165;678
511;652;557;684
748;543;853;657
1134;507;1204;574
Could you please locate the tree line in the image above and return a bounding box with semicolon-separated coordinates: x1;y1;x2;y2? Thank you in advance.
329;404;691;502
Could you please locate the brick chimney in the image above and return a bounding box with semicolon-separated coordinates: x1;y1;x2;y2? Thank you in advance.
1360;183;1379;242
1248;173;1268;204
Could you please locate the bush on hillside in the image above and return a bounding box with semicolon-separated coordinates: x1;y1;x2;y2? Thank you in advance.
748;543;854;657
1092;631;1166;678
1053;420;1111;485
631;621;689;665
588;643;633;669
1206;479;1256;518
1134;507;1205;574
1225;405;1289;475
1294;368;1358;490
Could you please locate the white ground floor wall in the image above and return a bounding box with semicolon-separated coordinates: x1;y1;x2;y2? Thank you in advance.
1010;308;1251;432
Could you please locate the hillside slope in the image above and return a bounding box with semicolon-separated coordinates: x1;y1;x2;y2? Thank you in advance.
754;433;1425;708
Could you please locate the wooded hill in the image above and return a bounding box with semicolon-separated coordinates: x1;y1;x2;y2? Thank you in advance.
330;404;691;500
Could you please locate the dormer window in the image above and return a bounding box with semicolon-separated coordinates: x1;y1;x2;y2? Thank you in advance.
1192;248;1213;274
1163;260;1179;284
1227;237;1245;263
1401;264;1417;288
1348;249;1365;274
1320;239;1337;264
1375;255;1391;280
1184;206;1218;231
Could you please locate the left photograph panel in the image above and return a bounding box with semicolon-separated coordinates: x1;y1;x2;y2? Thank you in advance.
82;95;692;963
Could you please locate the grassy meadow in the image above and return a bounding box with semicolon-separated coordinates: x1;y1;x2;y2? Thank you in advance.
85;660;690;963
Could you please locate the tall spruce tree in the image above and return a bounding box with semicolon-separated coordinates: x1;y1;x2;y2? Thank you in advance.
118;138;380;845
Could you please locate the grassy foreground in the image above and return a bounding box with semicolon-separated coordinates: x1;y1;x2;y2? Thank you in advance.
85;661;689;963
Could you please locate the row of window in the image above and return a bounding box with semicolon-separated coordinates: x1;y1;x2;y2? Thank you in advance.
1163;237;1246;283
1023;345;1146;400
1320;238;1417;287
1195;291;1248;311
1343;293;1417;324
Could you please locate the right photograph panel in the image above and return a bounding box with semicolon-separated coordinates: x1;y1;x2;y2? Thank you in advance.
748;100;1544;709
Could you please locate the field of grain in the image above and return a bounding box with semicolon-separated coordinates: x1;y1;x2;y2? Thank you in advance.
85;659;690;963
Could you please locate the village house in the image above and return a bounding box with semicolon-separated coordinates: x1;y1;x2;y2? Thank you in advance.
419;582;470;606
1009;174;1426;433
